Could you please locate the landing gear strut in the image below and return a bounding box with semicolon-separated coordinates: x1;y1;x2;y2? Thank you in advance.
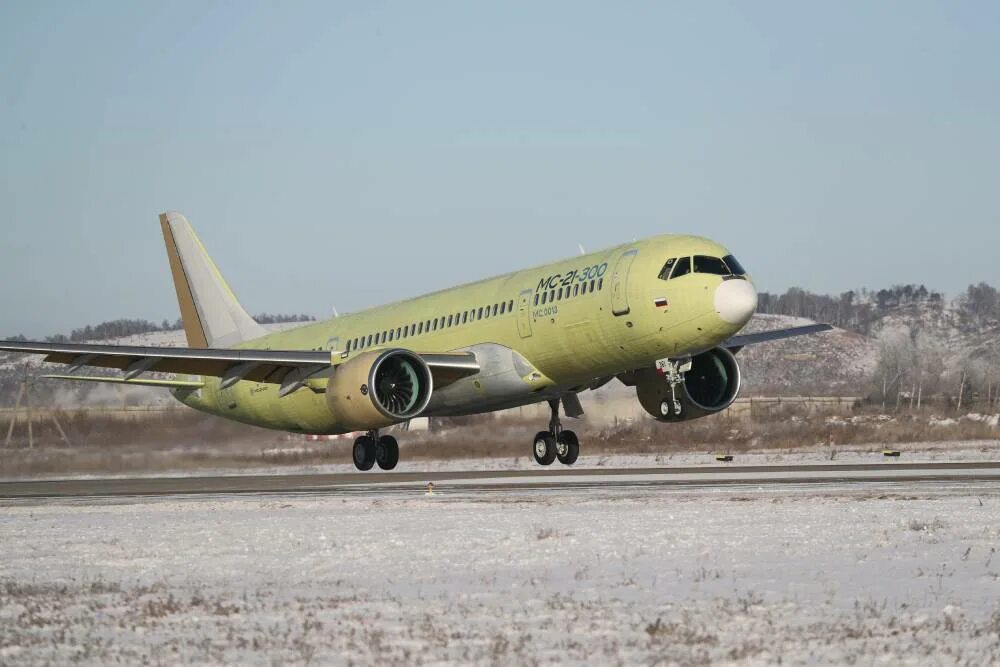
353;430;399;471
532;399;580;466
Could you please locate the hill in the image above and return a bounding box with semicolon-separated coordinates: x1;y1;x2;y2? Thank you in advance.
4;283;1000;410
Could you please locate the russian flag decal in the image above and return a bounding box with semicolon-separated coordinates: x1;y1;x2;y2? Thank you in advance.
653;297;669;308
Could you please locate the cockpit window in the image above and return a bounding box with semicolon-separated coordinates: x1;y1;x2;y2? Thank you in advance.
657;258;677;280
693;255;730;276
670;256;691;279
723;254;747;275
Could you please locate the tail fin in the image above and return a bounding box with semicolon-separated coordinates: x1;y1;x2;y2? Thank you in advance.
159;211;267;348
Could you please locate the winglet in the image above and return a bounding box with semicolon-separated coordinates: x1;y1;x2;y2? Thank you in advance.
159;212;267;348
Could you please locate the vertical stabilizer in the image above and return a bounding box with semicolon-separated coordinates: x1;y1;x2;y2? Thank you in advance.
159;212;267;348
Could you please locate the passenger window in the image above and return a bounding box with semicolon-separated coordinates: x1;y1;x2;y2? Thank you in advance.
500;302;506;314
508;299;514;311
447;315;453;327
549;289;555;303
597;278;603;290
573;284;579;297
534;294;539;306
589;279;595;292
658;258;677;280
492;304;498;316
541;292;547;305
484;307;490;319
693;255;730;275
477;307;484;319
557;287;563;300
670;257;691;279
396;327;402;338
723;254;747;275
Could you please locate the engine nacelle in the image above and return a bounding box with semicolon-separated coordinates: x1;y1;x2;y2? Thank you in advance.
326;349;433;431
636;347;742;422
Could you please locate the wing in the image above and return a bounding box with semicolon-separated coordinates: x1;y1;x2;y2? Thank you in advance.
0;341;479;397
723;323;833;352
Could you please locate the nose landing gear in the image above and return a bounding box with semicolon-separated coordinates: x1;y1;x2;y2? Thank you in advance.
532;399;580;466
352;431;399;471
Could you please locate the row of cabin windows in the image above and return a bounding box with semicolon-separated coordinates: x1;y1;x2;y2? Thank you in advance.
532;277;604;307
343;298;516;354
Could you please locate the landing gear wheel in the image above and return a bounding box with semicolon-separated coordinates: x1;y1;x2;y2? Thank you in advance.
375;435;399;470
352;435;376;471
533;431;557;466
556;430;580;465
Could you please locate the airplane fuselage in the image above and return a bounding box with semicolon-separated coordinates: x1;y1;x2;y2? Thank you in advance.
175;234;757;434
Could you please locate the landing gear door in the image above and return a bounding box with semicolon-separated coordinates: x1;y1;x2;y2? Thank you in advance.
517;289;533;338
611;248;639;316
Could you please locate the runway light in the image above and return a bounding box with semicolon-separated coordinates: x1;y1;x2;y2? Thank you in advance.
715;454;734;462
882;449;901;457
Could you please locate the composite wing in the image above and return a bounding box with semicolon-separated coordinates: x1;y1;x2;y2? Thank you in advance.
0;341;479;397
723;323;833;352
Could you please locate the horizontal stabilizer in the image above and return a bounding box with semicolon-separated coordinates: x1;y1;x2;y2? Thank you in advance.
42;375;205;389
724;323;833;351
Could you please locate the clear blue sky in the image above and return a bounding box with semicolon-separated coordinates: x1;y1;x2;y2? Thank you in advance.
2;1;998;336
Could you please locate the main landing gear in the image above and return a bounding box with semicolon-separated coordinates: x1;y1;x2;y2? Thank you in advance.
352;430;399;471
532;399;580;466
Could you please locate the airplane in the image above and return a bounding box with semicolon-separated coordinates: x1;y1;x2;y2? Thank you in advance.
0;212;831;471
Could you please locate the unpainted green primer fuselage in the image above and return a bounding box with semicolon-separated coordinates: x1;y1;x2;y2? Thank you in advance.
176;235;753;434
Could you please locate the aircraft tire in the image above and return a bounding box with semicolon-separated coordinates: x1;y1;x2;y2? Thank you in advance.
532;431;557;466
557;430;580;465
375;435;399;470
353;436;376;471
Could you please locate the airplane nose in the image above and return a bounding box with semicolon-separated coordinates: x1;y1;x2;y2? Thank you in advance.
714;279;757;325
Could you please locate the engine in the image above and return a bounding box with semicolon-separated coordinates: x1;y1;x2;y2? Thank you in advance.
635;347;742;422
326;349;433;431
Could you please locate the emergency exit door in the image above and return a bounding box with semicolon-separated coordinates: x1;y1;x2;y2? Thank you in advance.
517;289;533;338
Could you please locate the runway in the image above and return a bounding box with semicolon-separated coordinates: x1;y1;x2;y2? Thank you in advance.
2;461;999;499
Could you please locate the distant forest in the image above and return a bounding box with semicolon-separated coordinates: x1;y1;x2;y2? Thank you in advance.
9;283;1000;343
757;282;1000;335
5;313;315;343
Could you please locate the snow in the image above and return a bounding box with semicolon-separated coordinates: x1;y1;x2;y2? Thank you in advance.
1;483;998;664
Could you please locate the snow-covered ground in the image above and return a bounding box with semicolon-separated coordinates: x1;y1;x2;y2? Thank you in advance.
1;483;998;664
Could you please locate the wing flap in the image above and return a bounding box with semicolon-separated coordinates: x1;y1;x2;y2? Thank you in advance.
41;375;206;389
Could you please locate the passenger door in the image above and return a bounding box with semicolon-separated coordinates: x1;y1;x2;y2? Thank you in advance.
610;248;639;316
